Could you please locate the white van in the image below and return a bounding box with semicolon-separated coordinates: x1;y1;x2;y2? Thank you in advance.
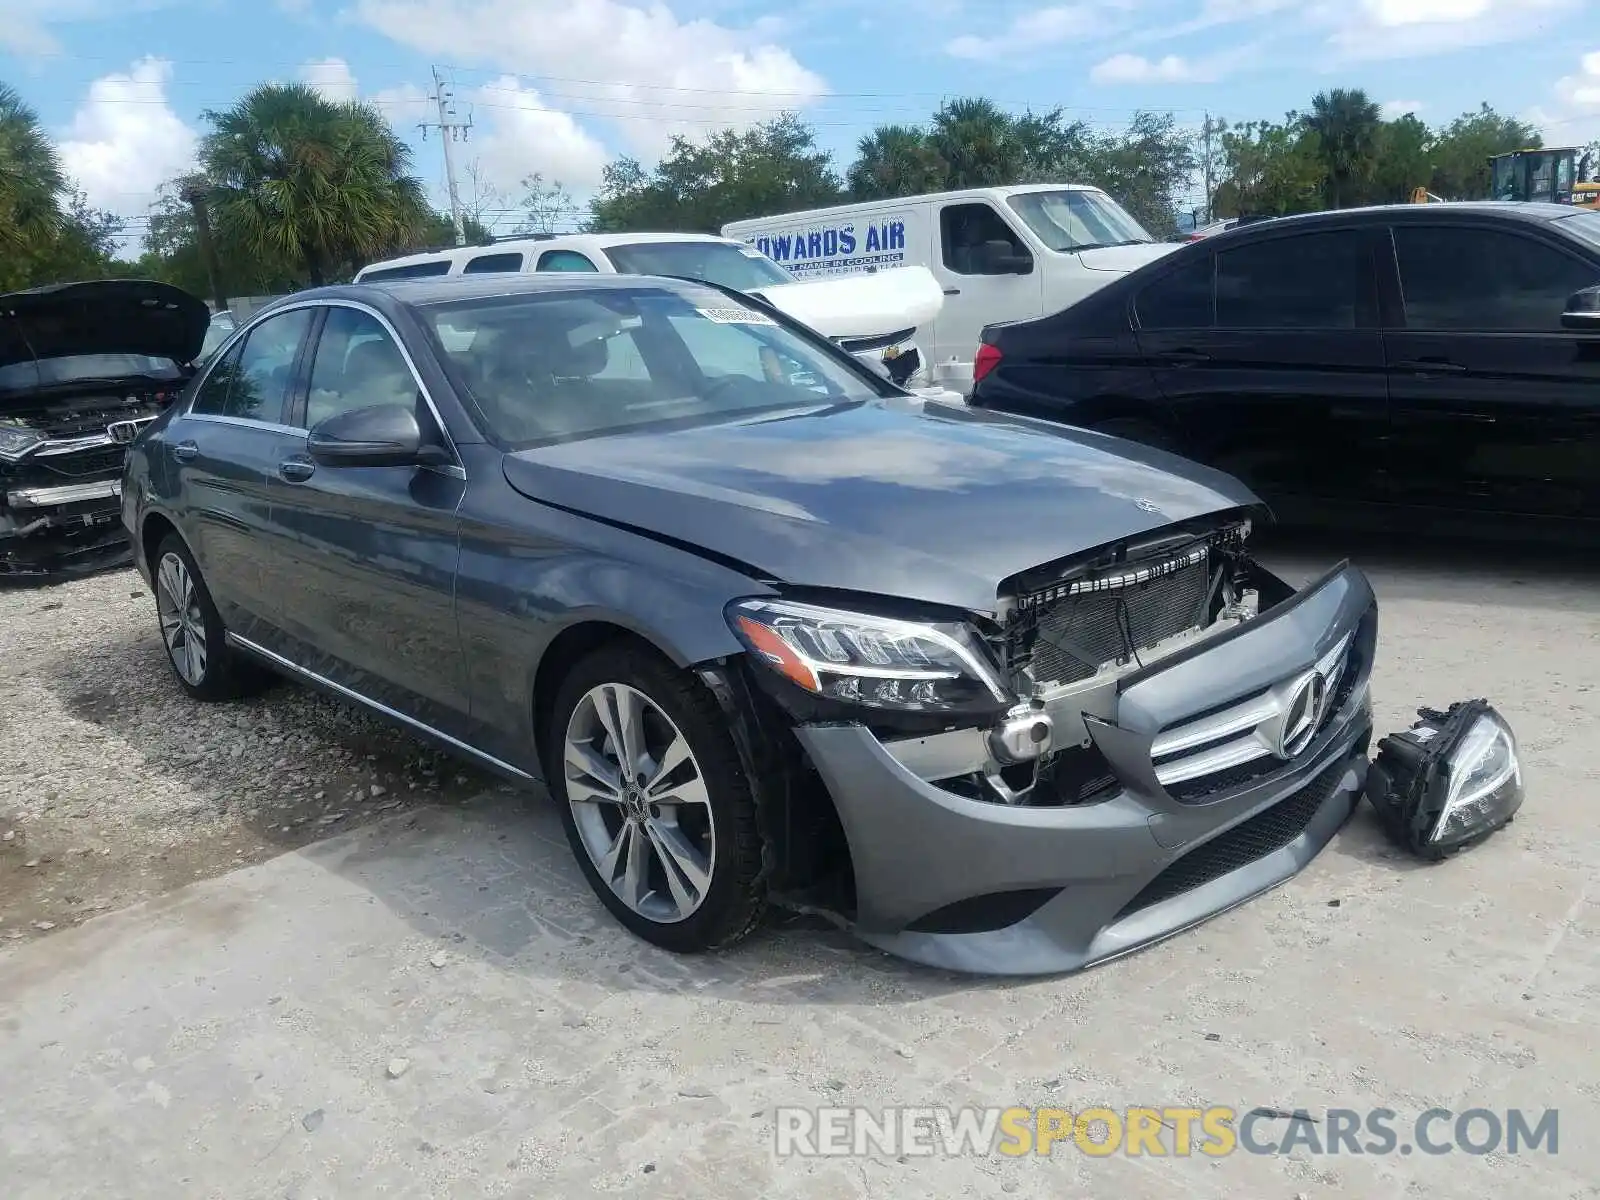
353;232;945;388
722;185;1184;390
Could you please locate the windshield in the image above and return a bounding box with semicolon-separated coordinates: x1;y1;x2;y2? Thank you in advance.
424;283;885;447
1006;189;1154;252
602;241;794;291
0;352;181;393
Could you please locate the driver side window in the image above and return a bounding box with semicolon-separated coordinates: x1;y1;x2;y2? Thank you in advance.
941;202;1029;276
304;308;416;429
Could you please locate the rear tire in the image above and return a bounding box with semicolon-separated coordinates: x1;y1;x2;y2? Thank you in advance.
152;533;271;702
547;643;767;953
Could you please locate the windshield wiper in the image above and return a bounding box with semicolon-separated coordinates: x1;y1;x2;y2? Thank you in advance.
1070;239;1153;252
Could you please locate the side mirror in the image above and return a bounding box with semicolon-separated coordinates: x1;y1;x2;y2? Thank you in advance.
1560;285;1600;331
977;239;1033;275
308;403;436;468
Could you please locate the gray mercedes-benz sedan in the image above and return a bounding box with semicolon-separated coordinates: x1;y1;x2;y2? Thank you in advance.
121;273;1377;976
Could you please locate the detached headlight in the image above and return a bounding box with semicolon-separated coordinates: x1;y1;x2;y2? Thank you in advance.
0;425;46;461
726;597;1011;715
1366;699;1525;860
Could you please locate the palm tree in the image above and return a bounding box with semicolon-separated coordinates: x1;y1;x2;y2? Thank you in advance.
198;84;428;286
928;98;1024;189
0;82;66;255
1302;88;1383;209
847;125;947;200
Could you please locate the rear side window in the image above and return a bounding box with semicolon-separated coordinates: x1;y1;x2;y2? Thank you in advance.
1136;256;1214;330
537;250;598;273
360;260;452;281
1215;231;1372;329
1393;226;1598;332
192;308;311;422
464;252;524;274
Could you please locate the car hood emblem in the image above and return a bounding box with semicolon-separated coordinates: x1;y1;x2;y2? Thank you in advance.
1273;670;1329;759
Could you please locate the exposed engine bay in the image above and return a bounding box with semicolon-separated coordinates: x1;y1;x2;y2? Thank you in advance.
1;279;209;581
0;389;174;578
882;516;1300;807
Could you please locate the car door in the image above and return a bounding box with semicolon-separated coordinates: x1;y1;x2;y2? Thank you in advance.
1382;221;1600;520
166;307;313;639
258;302;472;736
926;200;1044;382
1134;226;1392;514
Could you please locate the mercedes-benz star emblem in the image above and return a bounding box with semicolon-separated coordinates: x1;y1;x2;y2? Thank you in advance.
1275;670;1328;760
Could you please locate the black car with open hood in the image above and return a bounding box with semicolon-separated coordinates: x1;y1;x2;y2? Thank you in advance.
1;279;211;580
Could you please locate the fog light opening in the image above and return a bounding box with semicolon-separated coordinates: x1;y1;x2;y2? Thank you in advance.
1365;699;1525;861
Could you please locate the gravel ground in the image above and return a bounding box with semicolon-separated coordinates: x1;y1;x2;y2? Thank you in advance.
0;567;494;943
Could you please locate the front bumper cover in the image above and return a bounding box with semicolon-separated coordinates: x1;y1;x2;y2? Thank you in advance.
795;562;1377;976
1;479;131;581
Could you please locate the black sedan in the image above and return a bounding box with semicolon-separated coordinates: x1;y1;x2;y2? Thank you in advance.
969;201;1600;539
122;273;1381;975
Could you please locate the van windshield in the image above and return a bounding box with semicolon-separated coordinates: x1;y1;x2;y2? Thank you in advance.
603;241;794;291
1006;190;1155;252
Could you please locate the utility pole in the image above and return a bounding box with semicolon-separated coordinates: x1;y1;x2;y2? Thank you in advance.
419;67;473;246
1201;112;1216;225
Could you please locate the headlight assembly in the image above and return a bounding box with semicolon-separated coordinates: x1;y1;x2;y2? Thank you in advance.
726;597;1011;715
0;425;47;462
1366;699;1525;860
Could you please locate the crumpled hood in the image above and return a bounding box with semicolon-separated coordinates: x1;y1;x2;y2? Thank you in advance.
748;266;944;341
501;398;1259;613
0;279;211;371
1077;243;1184;274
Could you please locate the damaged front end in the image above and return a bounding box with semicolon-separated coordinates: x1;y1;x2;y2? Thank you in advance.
1;279;208;582
708;514;1378;974
0;396;171;579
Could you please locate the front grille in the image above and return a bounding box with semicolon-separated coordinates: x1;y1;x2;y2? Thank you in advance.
35;447;125;478
1008;551;1214;686
1116;759;1346;918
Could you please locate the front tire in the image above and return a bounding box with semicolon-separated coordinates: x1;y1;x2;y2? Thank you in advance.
152;533;269;701
548;644;766;953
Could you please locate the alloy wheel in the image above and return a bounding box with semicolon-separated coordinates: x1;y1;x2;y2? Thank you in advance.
564;682;716;924
156;551;208;686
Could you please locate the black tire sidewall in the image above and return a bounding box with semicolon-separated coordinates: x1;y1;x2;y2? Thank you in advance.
547;644;765;953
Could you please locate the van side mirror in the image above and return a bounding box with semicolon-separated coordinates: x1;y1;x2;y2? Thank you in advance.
977;239;1033;276
1561;285;1600;331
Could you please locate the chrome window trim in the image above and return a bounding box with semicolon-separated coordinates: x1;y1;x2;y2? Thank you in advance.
226;632;532;781
182;298;467;476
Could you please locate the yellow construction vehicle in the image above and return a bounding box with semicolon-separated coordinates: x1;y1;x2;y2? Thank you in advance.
1487;147;1586;205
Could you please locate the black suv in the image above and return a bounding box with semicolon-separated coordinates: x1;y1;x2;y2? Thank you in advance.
1;280;209;579
969;202;1600;539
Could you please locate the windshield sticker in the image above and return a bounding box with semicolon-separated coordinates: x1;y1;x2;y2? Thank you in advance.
696;306;777;326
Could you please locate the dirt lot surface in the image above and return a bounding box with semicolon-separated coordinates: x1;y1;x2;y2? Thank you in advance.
1;536;1597;1199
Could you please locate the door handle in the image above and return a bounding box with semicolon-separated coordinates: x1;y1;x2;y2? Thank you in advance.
942;287;961;296
1393;358;1467;375
171;440;198;462
277;457;317;483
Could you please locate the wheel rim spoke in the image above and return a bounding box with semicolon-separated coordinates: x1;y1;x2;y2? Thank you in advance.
157;554;206;686
565;682;717;925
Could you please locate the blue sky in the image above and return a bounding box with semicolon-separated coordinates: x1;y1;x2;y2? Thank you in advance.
3;0;1597;250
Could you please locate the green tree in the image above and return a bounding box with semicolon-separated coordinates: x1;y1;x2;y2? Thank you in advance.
0;190;124;292
198;83;428;286
516;172;578;235
927;97;1024;188
1216;117;1324;217
0;82;66;257
588;113;841;233
846;125;946;201
1055;112;1198;237
134;181;308;296
1302;88;1383;208
1427;103;1543;199
1371;113;1433;204
415;209;493;249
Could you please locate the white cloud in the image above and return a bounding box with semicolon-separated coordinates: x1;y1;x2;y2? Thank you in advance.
56;57;199;224
0;0;182;55
1380;99;1426;119
1090;52;1208;83
353;0;828;158
300;58;360;103
1530;48;1600;146
464;77;612;194
1319;0;1579;60
945;3;1117;61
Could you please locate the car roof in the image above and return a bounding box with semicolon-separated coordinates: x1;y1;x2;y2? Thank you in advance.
1208;201;1581;242
293;272;717;310
356;231;744;275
